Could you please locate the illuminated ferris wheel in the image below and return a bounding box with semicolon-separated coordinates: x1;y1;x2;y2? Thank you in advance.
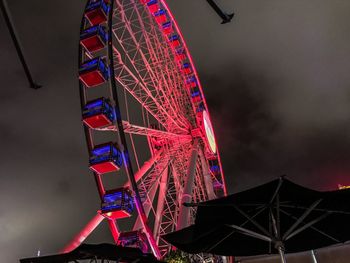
64;0;227;259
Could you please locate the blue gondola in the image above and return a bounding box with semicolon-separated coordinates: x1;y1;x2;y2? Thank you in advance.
83;97;115;128
79;57;110;87
85;0;110;26
89;143;123;174
118;230;148;253
80;25;108;53
101;188;134;219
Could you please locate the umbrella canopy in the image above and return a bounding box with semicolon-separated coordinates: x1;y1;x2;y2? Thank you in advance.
20;243;163;263
163;177;350;260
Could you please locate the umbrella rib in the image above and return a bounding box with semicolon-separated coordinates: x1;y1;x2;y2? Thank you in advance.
232;205;273;239
279;209;340;243
270;177;284;204
205;229;236;252
282;199;323;240
279;204;350;215
227;224;272;242
285;212;331;241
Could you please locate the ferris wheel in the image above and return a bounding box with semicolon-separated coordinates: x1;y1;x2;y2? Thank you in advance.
63;0;227;259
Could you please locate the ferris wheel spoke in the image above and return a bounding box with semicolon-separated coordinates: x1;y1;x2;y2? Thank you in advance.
111;1;190;129
127;1;191;128
112;46;187;133
96;120;191;141
111;4;190;132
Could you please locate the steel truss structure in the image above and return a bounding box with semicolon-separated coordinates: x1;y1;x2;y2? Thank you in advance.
64;0;227;259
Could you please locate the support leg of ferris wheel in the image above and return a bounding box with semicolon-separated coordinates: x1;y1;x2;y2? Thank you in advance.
133;178;159;230
153;166;169;241
61;212;105;253
199;149;217;200
176;139;199;230
62;152;163;253
107;219;120;243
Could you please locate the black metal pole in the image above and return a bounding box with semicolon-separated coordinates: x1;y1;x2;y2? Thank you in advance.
0;0;41;89
206;0;234;24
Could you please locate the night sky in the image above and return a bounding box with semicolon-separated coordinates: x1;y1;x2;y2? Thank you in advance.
1;0;350;262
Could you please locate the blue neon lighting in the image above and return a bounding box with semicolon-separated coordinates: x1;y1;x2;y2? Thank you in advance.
187;76;197;84
210;165;220;173
86;0;110;15
85;98;104;109
147;0;158;6
92;145;111;156
80;25;108;43
169;35;179;41
162;21;171;29
154;9;166;16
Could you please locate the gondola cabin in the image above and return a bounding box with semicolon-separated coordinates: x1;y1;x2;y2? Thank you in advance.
190;87;202;103
79;57;109;87
169;35;180;48
85;0;110;26
186;76;197;88
147;0;159;14
118;230;148;253
80;25;108;53
162;21;172;35
182;63;192;75
175;48;186;62
83;97;115;129
89;143;123;174
209;158;221;175
153;9;167;24
101;188;133;219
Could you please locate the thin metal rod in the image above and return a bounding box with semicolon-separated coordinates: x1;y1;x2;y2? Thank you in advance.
124;149;164;187
278;246;287;263
107;219;120;243
232;204;273;239
0;0;40;89
279;208;340;243
206;0;234;24
286;212;331;241
282;199;322;240
227;224;272;242
270;177;283;204
311;250;318;263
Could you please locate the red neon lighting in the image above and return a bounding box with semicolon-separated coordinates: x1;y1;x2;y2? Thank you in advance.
162;24;173;35
83;114;112;129
80;36;105;53
148;4;159;14
154;14;167;24
103;210;132;219
182;67;192;75
90;161;120;174
85;9;107;26
79;71;106;87
169;39;180;48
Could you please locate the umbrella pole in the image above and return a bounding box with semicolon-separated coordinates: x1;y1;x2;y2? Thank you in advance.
277;246;287;263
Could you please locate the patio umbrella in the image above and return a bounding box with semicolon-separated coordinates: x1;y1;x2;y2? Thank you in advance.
163;177;350;263
20;243;163;263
